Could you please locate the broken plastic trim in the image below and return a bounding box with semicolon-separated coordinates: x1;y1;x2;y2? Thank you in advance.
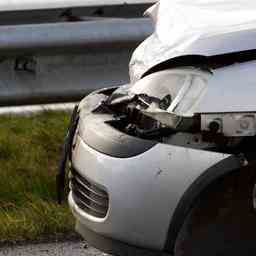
107;68;210;135
107;91;199;133
141;106;194;131
56;104;79;204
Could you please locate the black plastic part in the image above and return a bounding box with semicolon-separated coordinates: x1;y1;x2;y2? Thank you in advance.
159;94;172;110
142;50;256;79
79;113;157;158
56;105;79;204
164;155;242;254
209;121;220;133
76;220;172;256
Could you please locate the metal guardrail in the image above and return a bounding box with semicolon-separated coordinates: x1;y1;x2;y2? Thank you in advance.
0;0;155;25
0;18;153;107
0;103;77;115
0;19;152;54
0;0;155;11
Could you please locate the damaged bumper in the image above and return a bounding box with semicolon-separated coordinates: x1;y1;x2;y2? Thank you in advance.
66;88;243;255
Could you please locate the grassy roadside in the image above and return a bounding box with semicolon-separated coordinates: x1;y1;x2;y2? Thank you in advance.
0;111;76;243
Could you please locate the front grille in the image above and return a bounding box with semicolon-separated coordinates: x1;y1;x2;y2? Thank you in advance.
70;168;109;218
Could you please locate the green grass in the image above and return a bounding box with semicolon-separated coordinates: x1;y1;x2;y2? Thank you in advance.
0;111;75;243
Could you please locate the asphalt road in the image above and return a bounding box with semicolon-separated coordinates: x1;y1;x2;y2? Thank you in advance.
0;241;110;256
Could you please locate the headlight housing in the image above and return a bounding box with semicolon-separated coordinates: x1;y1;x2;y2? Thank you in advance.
109;67;256;138
129;68;209;116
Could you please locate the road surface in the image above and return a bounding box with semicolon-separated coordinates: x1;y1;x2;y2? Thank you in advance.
0;241;110;256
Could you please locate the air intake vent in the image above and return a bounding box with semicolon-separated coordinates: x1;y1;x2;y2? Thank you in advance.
70;168;109;218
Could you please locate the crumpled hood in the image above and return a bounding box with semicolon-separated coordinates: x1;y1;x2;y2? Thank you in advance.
129;0;256;83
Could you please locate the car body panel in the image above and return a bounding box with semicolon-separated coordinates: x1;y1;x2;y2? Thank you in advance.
70;133;229;250
197;61;256;113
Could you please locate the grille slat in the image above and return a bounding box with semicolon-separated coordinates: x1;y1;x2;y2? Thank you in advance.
72;190;107;215
72;174;108;199
71;179;108;207
70;168;109;218
72;192;106;218
71;168;108;198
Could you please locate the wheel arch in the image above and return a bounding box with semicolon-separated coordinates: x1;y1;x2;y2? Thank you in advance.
163;155;242;254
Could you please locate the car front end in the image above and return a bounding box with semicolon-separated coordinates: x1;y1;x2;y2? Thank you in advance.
62;1;256;255
64;59;256;255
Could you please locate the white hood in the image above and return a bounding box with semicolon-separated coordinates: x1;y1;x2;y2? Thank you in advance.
130;0;256;82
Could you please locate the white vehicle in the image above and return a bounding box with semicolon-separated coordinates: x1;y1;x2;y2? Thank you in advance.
59;0;256;255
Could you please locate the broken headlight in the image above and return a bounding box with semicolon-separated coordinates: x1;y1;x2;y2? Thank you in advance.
108;67;256;139
108;68;209;133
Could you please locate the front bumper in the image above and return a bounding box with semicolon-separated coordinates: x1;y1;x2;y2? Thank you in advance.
70;196;165;256
68;89;235;255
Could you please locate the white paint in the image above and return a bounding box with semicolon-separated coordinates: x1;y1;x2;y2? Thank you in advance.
130;0;256;81
197;61;256;113
70;133;229;250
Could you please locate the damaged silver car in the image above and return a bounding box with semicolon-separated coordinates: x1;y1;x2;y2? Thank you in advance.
59;0;256;255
